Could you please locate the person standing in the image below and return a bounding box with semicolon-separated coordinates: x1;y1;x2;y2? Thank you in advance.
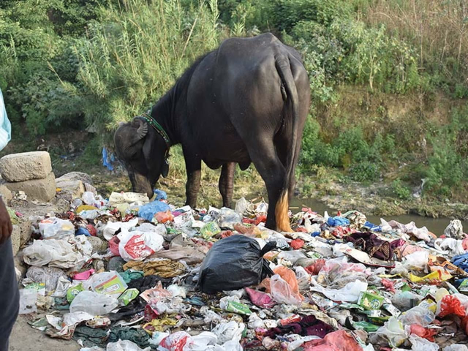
0;88;18;351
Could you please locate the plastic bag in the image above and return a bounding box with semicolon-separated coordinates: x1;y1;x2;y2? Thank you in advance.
400;305;435;327
25;266;68;293
158;331;191;351
118;229;164;261
443;346;468;351
444;219;464;240
270;274;303;305
391;291;423;311
375;317;407;348
108;192;150;205
39;218;75;239
437;295;466;318
138;201;170;222
70;291;119;315
184;332;218;351
217;207;242;229
310;278;368;303
409;335;439;351
403;250;429;271
294;266;311;290
198;235;276;294
23;239;85;269
103;218;139;241
107;340;151;351
212;321;244;344
245;288;276;308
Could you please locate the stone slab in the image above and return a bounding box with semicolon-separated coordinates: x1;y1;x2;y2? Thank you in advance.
56;171;93;185
0;183;12;203
11;218;32;256
0;151;52;182
6;172;56;202
56;178;85;199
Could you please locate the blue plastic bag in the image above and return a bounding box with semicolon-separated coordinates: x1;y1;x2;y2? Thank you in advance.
153;189;167;201
327;216;350;227
138;201;170;221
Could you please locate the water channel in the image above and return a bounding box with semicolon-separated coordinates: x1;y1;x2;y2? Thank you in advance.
289;197;465;236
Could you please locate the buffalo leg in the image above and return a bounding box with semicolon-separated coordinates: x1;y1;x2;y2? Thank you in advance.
184;149;202;208
219;162;235;208
249;142;291;232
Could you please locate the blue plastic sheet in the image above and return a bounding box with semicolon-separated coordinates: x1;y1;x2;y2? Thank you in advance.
326;216;350;227
102;147;114;171
138;201;170;222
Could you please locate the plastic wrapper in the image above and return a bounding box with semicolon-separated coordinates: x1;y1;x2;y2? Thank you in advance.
19;288;38;314
198;235;275;294
25;266;68;293
400;305;435;327
90;271;128;296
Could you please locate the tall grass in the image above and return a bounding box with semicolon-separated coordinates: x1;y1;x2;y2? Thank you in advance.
360;0;468;94
75;0;221;137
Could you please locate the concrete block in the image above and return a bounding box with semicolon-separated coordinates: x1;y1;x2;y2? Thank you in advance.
6;172;56;202
0;151;52;182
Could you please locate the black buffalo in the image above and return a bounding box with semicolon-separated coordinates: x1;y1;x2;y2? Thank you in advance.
114;33;310;232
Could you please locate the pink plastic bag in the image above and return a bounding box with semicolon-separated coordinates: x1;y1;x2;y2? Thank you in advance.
245;288;276;308
270;274;303;305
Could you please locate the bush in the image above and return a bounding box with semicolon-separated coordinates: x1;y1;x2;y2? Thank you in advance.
392;179;412;200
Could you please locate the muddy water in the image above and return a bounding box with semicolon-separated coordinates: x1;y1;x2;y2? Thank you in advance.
290;197;464;236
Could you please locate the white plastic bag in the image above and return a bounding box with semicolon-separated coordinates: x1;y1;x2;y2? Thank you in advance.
294;266;311;290
39;218;75;239
107;340;150;351
103;218;139;240
310;278;368;303
118;229;164;261
211;321;244;344
409;335;439;351
403;250;429;271
184;332;218;351
375;317;407;348
70;291;118;315
107;340;151;351
23;239;85;269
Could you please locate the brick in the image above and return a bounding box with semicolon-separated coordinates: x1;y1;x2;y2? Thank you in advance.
6;172;56;202
0;151;52;182
0;183;12;203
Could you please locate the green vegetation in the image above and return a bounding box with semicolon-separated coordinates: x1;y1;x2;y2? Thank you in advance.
0;0;467;203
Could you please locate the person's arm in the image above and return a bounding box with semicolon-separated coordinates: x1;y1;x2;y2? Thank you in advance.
0;196;13;245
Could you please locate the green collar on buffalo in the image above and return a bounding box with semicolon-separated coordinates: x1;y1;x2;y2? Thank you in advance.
141;112;172;149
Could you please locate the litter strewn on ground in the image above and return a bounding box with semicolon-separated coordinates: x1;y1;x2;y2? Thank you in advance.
13;182;468;351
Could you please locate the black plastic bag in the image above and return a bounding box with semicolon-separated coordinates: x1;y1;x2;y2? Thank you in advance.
198;235;276;294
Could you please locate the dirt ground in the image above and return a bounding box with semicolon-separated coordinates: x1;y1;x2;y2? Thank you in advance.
10;316;80;351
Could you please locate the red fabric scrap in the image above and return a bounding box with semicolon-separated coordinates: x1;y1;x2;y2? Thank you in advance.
290;238;305;250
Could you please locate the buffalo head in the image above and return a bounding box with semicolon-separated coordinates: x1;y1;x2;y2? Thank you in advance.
114;117;169;199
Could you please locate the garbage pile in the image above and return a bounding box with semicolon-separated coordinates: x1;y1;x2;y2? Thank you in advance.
14;186;468;351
